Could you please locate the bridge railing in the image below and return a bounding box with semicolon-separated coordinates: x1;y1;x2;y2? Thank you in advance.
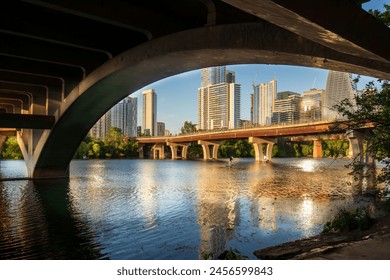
137;119;343;139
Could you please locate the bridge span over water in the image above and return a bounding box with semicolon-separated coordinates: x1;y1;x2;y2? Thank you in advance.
0;0;388;179
137;121;370;161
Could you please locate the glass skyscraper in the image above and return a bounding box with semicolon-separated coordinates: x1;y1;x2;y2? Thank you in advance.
111;96;137;137
324;70;356;120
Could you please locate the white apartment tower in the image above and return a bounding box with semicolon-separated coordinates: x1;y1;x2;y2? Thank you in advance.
111;96;137;137
251;79;277;126
324;70;356;120
142;89;157;136
198;66;241;130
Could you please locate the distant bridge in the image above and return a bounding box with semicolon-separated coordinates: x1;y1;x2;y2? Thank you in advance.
137;121;370;161
0;0;388;178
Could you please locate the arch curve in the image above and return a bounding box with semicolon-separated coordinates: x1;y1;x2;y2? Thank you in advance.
30;22;390;178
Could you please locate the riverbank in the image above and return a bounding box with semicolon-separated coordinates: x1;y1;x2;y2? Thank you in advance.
254;214;390;260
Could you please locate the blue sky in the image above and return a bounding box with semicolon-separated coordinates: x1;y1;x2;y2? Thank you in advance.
131;1;388;133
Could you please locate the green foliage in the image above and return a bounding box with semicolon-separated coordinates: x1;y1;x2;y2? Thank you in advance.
273;141;301;157
180;121;196;134
323;208;373;233
218;139;254;158
368;4;390;27
322;140;349;158
334;80;390;184
201;248;248;260
74;129;138;159
218;248;248;260
301;143;313;157
186;141;202;158
1;137;23;159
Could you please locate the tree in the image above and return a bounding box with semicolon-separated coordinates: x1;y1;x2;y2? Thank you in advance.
334;80;390;184
1;137;23;159
180;121;196;134
368;4;390;27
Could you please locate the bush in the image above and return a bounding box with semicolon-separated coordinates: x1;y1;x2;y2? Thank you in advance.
323;207;373;233
218;248;248;260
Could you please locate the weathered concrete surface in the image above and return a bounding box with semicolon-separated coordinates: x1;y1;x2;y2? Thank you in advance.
223;0;390;62
254;215;390;260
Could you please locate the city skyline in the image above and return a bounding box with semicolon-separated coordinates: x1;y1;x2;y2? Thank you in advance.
131;64;380;134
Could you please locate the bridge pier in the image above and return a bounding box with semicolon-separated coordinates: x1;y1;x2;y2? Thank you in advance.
198;140;220;160
182;145;189;160
138;144;144;159
347;130;376;164
152;144;165;159
347;130;367;164
312;140;323;158
249;137;276;161
167;142;190;160
0;135;6;149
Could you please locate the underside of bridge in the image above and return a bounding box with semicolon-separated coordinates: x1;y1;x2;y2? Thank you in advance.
0;0;389;178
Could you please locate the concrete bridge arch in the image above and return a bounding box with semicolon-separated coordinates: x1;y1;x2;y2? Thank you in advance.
10;21;390;178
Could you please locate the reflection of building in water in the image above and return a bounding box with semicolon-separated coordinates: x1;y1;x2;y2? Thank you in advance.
195;164;240;258
138;163;159;228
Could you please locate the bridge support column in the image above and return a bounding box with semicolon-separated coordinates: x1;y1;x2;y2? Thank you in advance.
182;145;189;159
167;142;190;160
138;144;144;159
152;144;165;159
313;140;323;158
249;137;276;161
168;143;179;160
0;135;6;149
348;131;364;162
198;140;220;160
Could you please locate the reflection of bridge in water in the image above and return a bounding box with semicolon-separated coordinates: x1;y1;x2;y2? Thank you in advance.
137;121;371;161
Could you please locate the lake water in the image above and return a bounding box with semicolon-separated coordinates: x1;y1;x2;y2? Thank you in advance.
0;158;381;259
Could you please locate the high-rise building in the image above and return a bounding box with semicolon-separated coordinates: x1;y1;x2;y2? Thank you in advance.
201;66;227;87
142;89;157;136
157;122;165;136
323;70;356;120
198;66;241;130
300;88;325;122
90;110;111;139
272;92;301;124
252;79;277;126
111;96;137;137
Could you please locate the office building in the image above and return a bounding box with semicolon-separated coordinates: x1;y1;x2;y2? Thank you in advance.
198;66;241;130
111;96;137;137
323;70;356;120
157;122;165;136
272;92;301;124
252;79;277;126
142;89;157;136
300;88;325;122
